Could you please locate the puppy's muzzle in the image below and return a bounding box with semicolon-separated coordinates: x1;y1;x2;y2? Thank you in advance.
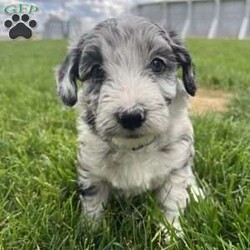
116;107;146;130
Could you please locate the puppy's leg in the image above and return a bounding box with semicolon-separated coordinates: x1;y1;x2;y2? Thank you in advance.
156;138;202;240
78;168;109;224
157;165;199;237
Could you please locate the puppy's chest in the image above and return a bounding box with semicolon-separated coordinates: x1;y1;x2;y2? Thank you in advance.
96;150;170;194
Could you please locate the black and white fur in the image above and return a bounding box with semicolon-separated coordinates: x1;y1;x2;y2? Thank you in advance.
56;16;202;238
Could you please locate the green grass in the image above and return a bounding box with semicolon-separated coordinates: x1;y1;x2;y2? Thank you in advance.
187;39;250;90
0;39;250;249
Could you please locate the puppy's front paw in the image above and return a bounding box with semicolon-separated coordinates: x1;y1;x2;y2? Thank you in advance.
80;210;101;228
159;220;184;245
78;181;109;227
189;185;205;202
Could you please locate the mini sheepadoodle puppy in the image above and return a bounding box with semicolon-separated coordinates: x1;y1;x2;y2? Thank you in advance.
56;16;203;239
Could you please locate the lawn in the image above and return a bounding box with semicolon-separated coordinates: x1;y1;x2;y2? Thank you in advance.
0;39;249;249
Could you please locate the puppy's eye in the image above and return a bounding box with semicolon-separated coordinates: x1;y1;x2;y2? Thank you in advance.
90;65;105;81
149;58;166;74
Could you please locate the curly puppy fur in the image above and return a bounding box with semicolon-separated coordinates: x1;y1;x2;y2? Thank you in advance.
56;16;202;236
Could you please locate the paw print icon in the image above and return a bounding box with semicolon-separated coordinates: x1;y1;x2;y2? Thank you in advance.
4;14;37;39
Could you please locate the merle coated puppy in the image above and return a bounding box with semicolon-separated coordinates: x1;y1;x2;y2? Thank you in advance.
56;16;203;239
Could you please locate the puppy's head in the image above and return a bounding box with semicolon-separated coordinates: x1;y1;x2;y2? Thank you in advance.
56;16;196;149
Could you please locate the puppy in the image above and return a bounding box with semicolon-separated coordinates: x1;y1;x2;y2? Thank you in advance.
56;16;202;238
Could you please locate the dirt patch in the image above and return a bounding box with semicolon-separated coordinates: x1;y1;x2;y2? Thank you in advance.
190;88;231;114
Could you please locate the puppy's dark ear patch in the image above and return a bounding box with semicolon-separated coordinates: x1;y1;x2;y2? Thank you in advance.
168;32;196;96
56;46;82;106
168;31;182;46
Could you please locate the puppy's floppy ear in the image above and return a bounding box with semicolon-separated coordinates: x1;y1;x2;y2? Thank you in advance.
168;31;196;96
56;44;82;106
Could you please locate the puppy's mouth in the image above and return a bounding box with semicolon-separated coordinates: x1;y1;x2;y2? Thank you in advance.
110;134;155;151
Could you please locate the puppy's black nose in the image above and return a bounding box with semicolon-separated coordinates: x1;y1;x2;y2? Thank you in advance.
117;109;146;130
